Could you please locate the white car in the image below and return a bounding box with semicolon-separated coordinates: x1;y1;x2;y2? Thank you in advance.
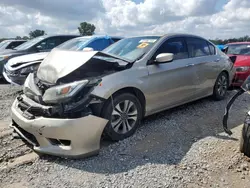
3;35;122;85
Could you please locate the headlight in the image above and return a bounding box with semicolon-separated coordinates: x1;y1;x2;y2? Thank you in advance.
0;55;11;61
236;66;250;72
42;80;89;103
20;64;40;74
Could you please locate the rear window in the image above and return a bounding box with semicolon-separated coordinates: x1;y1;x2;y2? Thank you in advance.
226;44;250;55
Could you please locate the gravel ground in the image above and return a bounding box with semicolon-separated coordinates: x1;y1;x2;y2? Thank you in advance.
1;84;250;188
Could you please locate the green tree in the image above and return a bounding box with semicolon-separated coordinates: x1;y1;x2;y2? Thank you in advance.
29;29;46;39
22;36;29;40
15;36;22;39
78;22;95;36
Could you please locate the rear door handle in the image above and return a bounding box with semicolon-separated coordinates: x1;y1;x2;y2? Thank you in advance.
214;58;220;62
186;64;195;67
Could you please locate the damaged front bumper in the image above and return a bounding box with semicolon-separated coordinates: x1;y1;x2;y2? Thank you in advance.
11;96;108;158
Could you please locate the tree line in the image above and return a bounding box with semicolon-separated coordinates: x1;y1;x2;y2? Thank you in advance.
210;36;250;45
0;22;96;42
1;21;249;45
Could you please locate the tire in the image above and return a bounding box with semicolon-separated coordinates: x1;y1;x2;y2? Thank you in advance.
101;93;142;141
212;72;229;100
240;115;250;157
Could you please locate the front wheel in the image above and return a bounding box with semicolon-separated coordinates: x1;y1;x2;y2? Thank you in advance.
240;115;250;157
101;93;142;141
212;72;229;100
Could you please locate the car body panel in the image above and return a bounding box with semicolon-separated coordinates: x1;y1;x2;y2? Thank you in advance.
10;34;235;157
11;98;108;158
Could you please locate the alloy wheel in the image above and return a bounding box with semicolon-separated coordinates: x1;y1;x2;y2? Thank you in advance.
111;100;138;134
217;75;228;96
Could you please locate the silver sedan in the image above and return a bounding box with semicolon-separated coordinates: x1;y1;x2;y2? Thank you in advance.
11;34;235;157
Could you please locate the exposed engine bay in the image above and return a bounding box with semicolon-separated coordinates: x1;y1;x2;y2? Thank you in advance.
20;49;131;120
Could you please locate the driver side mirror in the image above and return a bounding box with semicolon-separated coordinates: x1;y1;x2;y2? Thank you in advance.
155;53;174;63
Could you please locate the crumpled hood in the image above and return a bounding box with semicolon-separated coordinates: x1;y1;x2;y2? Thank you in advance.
37;49;129;85
7;52;48;67
37;49;99;84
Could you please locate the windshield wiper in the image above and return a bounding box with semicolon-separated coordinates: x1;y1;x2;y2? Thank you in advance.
136;52;146;61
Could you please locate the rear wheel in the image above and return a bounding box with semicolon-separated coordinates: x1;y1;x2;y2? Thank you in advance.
101;93;142;141
212;72;228;100
240;115;250;157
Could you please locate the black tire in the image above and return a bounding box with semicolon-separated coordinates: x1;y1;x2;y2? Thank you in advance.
240;115;250;157
212;72;229;100
101;93;142;141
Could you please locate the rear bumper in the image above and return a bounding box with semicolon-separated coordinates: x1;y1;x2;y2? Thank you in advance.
11;98;108;158
231;71;250;87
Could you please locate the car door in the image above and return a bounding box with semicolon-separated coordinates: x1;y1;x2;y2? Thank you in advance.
186;37;219;97
146;37;199;113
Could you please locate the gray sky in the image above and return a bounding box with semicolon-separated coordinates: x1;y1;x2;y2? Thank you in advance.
0;0;249;39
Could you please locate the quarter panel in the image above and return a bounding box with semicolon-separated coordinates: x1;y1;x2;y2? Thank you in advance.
91;66;149;100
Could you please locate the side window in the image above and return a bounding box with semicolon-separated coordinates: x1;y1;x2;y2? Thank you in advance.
186;37;210;57
35;37;61;51
208;42;216;55
60;36;75;44
153;37;188;60
87;39;110;51
6;41;24;49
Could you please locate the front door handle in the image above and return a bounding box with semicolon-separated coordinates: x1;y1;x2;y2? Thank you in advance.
186;63;195;67
214;58;220;62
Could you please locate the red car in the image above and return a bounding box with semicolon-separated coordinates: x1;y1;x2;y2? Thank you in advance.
225;42;250;87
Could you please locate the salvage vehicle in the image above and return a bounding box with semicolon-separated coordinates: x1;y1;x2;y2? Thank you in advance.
0;40;26;50
0;35;79;78
11;34;235;158
224;42;250;87
3;35;123;85
223;75;250;157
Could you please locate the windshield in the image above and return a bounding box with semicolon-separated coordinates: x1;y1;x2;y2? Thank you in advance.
103;36;160;61
56;37;90;51
0;41;11;49
14;36;46;50
226;44;250;55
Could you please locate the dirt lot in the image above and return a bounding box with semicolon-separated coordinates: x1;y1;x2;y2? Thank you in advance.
1;84;250;188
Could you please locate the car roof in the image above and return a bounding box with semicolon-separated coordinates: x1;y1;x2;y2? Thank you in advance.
41;34;80;38
1;39;27;42
73;35;123;40
128;33;209;39
227;42;250;45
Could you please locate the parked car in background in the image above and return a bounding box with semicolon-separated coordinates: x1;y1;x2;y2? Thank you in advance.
0;35;79;78
224;42;250;86
10;34;235;157
0;40;26;50
3;35;123;85
216;44;225;51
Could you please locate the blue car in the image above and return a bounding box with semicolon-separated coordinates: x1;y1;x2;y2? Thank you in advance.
216;45;225;51
3;35;123;85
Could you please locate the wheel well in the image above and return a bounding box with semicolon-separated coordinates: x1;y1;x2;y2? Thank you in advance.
221;70;229;84
111;87;146;117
